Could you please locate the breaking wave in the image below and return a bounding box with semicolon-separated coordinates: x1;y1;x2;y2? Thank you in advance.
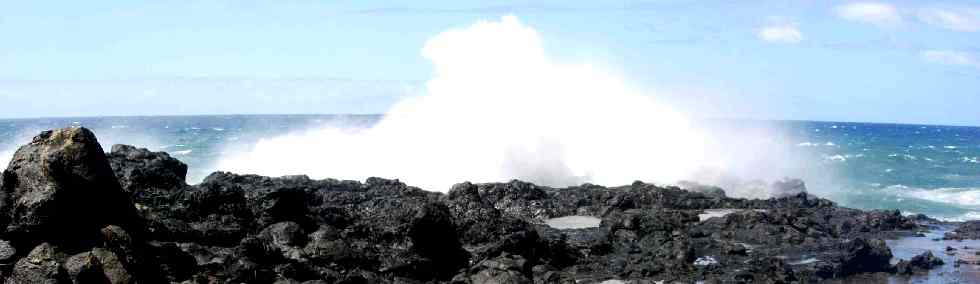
216;16;803;193
896;185;980;208
0;148;14;170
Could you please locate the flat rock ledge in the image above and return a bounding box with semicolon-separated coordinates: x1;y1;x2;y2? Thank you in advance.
0;127;963;283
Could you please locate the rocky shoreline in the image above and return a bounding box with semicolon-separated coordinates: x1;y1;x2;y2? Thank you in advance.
0;127;976;283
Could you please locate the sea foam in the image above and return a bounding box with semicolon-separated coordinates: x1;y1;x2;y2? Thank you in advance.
895;185;980;208
215;16;799;194
0;148;14;170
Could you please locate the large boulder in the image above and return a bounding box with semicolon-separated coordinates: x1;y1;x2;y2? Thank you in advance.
838;238;893;275
7;243;69;284
0;127;141;249
896;250;944;275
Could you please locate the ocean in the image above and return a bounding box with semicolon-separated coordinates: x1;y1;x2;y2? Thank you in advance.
1;115;978;221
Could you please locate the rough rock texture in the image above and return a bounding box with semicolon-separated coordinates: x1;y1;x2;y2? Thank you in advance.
0;128;949;283
0;128;141;249
945;220;980;240
895;250;944;275
7;243;68;283
107;144;187;194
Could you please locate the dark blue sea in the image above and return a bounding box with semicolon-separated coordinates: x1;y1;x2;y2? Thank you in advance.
1;115;978;220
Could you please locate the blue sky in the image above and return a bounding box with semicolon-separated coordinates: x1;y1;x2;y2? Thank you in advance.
1;0;979;125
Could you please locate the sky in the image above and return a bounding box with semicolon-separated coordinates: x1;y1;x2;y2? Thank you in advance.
1;0;979;125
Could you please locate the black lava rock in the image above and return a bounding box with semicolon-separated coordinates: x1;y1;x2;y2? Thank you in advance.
0;128;947;283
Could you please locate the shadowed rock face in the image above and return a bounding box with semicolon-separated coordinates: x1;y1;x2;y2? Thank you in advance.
0;127;141;249
0;128;953;283
107;144;187;194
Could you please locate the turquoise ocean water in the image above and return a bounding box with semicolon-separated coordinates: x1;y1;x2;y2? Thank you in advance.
0;115;977;220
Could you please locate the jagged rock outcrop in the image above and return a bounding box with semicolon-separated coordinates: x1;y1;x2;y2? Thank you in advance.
0;128;947;283
895;250;944;275
107;144;188;194
0;127;141;250
944;220;980;240
0;128;192;283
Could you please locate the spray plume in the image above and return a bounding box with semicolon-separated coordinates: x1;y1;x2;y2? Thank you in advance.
217;16;737;192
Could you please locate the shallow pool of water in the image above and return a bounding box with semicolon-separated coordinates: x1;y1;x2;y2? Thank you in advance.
544;215;602;229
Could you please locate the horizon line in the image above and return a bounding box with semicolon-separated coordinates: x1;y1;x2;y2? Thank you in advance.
0;113;976;128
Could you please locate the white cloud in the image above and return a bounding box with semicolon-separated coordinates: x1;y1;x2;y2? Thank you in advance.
834;2;903;27
918;7;980;32
920;50;979;67
757;24;803;44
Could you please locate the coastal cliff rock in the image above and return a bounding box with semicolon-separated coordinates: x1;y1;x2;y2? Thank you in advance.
107;144;188;194
0;128;948;283
0;127;141;250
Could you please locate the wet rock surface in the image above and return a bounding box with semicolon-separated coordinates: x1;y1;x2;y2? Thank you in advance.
944;220;980;240
0;127;960;283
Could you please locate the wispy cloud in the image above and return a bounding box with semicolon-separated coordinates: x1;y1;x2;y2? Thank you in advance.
920;50;979;68
757;24;803;44
917;6;980;32
834;2;903;27
352;2;701;15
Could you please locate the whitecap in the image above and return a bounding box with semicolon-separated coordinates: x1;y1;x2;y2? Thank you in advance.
797;141;835;147
823;154;847;162
945;146;958;149
964;157;979;164
694;256;718;266
939;211;980;222
172;150;193;156
212;128;225;131
895;186;980;208
789;258;820;265
887;153;917;160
